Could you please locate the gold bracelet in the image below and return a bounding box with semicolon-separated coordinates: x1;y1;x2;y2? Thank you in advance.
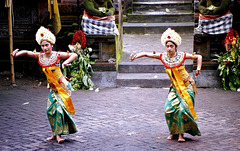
32;49;36;58
67;50;70;58
153;51;156;59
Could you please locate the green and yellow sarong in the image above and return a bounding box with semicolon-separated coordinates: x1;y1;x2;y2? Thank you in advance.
164;84;201;136
44;67;78;136
47;82;78;136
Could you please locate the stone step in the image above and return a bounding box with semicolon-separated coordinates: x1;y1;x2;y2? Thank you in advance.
117;67;195;88
60;16;78;25
116;73;171;88
123;22;194;34
127;10;193;23
118;62;193;73
133;1;193;12
118;62;165;73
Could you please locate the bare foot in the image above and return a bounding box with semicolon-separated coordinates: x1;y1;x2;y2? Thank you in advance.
167;135;174;140
56;135;65;144
167;134;178;140
47;136;56;141
178;134;185;142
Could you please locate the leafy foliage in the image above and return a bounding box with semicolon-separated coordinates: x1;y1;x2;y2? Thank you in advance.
62;30;95;90
213;29;240;91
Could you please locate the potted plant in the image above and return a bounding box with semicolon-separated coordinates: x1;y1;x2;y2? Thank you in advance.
214;28;240;91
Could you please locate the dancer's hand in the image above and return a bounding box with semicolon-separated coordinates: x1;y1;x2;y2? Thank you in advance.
11;49;19;58
62;62;72;69
130;51;137;61
195;69;201;77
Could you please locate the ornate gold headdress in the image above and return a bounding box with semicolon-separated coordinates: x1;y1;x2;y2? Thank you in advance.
35;26;56;45
161;28;181;46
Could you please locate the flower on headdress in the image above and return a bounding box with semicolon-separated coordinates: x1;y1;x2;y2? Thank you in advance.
41;33;44;37
167;36;171;39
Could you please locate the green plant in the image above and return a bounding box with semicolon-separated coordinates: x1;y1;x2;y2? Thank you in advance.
63;30;95;90
213;28;240;91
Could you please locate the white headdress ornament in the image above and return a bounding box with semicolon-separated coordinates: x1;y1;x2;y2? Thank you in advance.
35;26;56;45
161;28;181;46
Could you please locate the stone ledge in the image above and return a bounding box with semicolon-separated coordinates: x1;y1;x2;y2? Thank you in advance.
91;71;117;88
92;62;116;72
194;70;221;88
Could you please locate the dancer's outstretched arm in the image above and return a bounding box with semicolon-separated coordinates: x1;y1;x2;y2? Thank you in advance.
131;52;161;61
11;49;39;59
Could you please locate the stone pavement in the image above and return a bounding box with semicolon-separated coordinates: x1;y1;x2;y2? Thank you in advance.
0;79;240;151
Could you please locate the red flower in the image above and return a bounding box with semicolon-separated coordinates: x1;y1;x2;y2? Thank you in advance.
224;28;239;45
72;30;86;48
167;36;171;39
41;33;44;37
224;61;231;64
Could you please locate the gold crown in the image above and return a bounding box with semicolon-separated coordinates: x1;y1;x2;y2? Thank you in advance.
35;26;56;45
161;28;181;46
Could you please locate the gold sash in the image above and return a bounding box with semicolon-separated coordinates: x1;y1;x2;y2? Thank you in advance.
43;66;75;115
165;67;198;119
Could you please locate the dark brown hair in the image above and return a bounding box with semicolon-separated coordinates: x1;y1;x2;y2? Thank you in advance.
166;41;177;47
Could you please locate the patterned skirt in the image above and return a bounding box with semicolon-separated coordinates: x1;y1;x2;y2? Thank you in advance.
164;84;201;136
46;82;78;136
197;13;233;35
81;11;119;35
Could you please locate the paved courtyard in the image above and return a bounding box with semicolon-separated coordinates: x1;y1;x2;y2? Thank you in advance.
0;79;240;151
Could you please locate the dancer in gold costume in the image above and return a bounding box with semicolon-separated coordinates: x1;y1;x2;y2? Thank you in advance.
131;28;202;142
12;26;78;144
